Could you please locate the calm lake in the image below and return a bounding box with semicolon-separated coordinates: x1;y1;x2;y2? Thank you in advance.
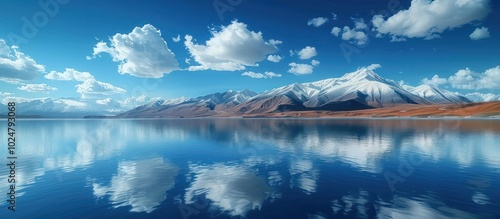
1;118;500;219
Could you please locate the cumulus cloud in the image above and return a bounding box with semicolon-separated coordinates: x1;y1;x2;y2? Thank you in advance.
185;21;281;71
469;27;490;40
76;79;126;97
422;75;448;86
267;55;282;63
391;36;407;42
372;0;491;40
288;62;315;75
307;17;329;27
91;24;179;78
448;66;500;90
241;71;282;79
0;92;13;96
17;83;57;92
331;27;341;37
311;60;320;66
95;98;113;105
0;39;45;82
44;68;94;81
172;34;181;42
297;46;317;59
93;158;179;213
331;18;369;45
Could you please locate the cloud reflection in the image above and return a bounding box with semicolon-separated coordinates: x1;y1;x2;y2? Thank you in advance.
184;163;275;217
92;157;178;213
289;159;319;194
377;196;478;219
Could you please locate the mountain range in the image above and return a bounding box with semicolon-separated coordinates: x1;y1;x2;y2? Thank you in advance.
2;68;500;118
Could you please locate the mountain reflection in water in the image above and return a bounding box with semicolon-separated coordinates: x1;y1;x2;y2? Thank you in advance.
0;118;499;218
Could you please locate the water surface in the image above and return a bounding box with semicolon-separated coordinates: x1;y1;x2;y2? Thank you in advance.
1;118;499;218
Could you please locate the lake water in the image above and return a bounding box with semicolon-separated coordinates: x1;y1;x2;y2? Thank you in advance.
1;118;500;219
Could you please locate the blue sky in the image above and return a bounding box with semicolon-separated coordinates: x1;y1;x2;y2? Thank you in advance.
0;0;499;105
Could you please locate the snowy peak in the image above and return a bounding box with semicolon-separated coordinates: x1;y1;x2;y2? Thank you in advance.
465;92;500;102
197;89;257;105
410;84;471;104
0;97;127;117
339;68;385;83
162;97;187;106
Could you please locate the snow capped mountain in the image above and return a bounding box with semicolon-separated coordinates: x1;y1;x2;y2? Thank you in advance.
465;92;500;102
162;97;188;106
118;90;258;117
3;68;490;118
0;97;126;117
304;68;429;108
234;68;430;114
408;84;471;104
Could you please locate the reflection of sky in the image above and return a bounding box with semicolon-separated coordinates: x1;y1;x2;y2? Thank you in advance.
92;157;179;213
184;163;275;217
0;119;498;217
330;191;484;219
377;196;479;219
401;131;500;168
289;159;319;194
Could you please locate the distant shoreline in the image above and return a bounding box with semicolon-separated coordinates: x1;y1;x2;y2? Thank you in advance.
4;101;500;119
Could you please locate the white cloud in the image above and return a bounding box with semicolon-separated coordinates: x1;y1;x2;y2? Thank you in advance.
331;18;369;45
372;0;491;40
91;24;179;78
340;26;368;45
184;58;191;64
297;46;317;59
289;50;295;56
422;74;448;86
264;72;282;78
17;83;57;92
44;68;94;81
390;36;407;42
307;17;329;27
353;18;368;30
449;66;500;90
185;21;280;71
0;92;13;96
172;34;181;42
267;55;282;63
331;27;341;37
241;71;282;79
288;62;315;75
0;39;45;82
470;27;490;40
93;158;179;213
96;98;113;105
241;72;265;79
311;60;320;66
366;64;382;71
76;79;126;97
331;12;338;21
